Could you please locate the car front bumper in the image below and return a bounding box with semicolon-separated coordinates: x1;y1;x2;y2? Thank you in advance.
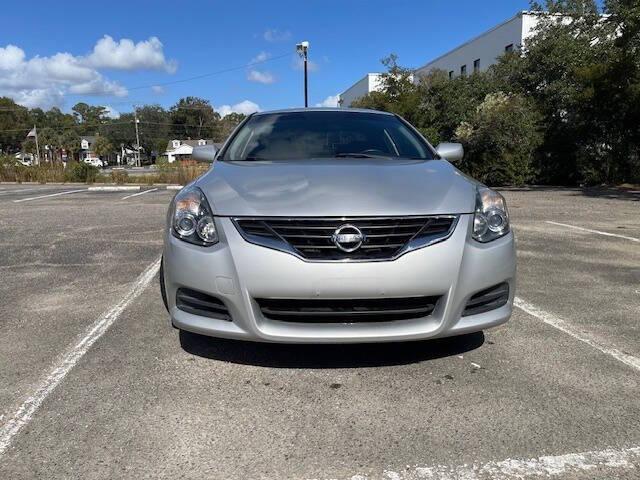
162;215;516;343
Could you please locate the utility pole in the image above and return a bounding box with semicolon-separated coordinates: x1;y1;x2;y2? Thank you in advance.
34;125;40;166
134;108;141;167
296;41;310;107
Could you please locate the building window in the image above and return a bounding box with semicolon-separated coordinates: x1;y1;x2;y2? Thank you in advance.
172;140;180;149
473;59;480;73
448;70;454;79
460;65;467;77
198;139;206;146
505;44;514;53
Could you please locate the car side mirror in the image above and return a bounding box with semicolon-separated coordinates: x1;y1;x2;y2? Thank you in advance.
192;145;217;163
435;143;464;163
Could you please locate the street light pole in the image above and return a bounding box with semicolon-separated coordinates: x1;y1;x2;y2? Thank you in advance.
296;41;310;107
134;108;141;167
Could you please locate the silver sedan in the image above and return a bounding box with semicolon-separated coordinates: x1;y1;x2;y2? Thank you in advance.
161;108;516;343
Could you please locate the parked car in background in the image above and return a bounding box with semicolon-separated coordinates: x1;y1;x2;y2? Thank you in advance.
15;158;33;167
161;108;516;344
83;157;104;168
15;153;34;166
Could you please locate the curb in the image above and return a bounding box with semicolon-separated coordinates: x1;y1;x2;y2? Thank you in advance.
0;183;185;190
88;186;141;192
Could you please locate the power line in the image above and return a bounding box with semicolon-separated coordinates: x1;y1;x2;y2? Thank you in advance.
127;52;292;91
0;119;241;134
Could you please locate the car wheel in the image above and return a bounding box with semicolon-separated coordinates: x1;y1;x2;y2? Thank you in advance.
159;256;169;313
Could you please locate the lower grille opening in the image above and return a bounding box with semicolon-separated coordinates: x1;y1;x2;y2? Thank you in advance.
462;283;509;317
256;296;440;323
176;288;231;321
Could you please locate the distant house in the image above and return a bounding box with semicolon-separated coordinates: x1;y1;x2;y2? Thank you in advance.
80;135;97;160
163;139;221;163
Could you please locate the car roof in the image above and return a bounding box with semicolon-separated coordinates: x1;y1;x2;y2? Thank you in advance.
253;107;394;116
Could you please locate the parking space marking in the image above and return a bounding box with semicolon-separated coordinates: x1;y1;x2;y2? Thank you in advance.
515;297;640;372
0;257;161;456
546;221;640;243
13;189;86;203
376;445;640;479
121;188;158;200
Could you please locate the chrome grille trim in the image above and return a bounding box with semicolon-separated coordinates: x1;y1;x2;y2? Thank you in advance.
232;215;459;262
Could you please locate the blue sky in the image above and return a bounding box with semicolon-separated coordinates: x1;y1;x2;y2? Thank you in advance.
0;0;532;116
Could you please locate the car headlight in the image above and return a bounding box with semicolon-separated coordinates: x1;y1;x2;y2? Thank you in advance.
171;186;218;246
472;187;510;243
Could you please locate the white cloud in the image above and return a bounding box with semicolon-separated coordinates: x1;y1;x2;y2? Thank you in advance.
247;70;275;84
315;95;339;108
0;44;128;109
11;89;65;110
263;29;291;42
216;100;261;117
103;105;120;119
251;51;270;64
0;35;176;109
68;78;127;97
86;35;177;73
293;57;319;72
151;85;165;94
0;45;25;70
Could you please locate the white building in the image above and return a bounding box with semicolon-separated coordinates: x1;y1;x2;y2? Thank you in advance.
415;11;542;79
338;73;383;108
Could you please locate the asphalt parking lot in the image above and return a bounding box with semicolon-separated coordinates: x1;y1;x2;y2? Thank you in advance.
0;184;638;479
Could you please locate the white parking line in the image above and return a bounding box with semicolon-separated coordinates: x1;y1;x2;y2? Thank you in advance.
546;221;640;243
515;297;640;372
121;188;158;200
88;186;140;192
374;445;640;479
13;189;86;203
0;257;161;456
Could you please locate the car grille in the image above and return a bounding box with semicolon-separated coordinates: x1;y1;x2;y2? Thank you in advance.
255;296;441;323
233;216;458;261
176;288;232;321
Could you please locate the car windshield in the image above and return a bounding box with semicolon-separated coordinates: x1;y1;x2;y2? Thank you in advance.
220;111;434;161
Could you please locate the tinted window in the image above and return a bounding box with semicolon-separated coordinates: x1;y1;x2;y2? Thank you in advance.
221;111;434;161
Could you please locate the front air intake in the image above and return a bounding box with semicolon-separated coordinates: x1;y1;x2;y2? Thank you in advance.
176;288;231;321
255;296;440;323
462;283;510;317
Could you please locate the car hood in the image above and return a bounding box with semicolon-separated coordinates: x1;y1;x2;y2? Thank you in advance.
197;158;477;217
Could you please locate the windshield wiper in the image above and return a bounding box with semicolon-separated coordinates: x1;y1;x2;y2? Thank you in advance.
334;152;388;158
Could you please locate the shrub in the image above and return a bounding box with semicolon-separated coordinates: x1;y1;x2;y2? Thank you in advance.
110;170;129;184
455;92;542;186
65;162;99;183
0;156;66;183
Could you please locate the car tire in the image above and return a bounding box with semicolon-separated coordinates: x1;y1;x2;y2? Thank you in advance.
159;256;169;313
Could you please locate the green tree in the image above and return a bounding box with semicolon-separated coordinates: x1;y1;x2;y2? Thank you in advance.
169;97;218;139
59;130;81;162
93;136;114;159
218;112;247;140
455;92;543;185
0;97;30;154
135;105;170;158
72;102;108;126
